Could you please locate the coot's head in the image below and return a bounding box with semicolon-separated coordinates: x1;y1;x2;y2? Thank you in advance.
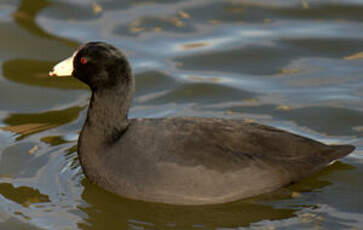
49;42;132;91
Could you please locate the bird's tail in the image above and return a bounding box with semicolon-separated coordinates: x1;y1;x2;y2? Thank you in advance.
326;144;355;163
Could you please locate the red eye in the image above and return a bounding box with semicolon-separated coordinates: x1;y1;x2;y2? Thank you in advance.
80;57;87;64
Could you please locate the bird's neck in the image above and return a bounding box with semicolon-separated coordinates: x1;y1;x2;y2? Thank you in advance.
81;84;133;146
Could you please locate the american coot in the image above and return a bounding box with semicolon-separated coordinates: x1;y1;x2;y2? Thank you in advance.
49;42;355;205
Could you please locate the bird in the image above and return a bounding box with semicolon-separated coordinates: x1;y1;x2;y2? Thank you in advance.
49;42;355;205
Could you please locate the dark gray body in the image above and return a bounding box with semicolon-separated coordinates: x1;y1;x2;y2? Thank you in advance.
79;117;354;205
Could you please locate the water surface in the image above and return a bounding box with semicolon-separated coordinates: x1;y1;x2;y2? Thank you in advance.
0;0;362;229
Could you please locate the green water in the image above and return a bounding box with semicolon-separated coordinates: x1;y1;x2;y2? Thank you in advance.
0;0;362;229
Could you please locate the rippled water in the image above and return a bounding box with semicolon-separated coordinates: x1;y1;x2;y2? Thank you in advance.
0;0;362;229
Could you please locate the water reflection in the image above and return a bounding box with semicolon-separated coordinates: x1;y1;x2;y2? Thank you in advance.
0;142;45;178
0;0;77;63
115;15;196;37
134;71;180;100
13;0;52;38
13;0;78;47
175;45;294;75
282;38;363;59
287;161;354;193
274;3;363;22
41;135;68;146
2;106;83;140
2;59;85;89
0;183;50;207
175;37;363;75
221;104;363;137
79;179;295;230
148;82;256;105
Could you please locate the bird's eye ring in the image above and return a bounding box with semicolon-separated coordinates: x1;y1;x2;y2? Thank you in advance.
80;57;87;65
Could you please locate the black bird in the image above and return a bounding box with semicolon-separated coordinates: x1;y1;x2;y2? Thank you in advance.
49;42;355;205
